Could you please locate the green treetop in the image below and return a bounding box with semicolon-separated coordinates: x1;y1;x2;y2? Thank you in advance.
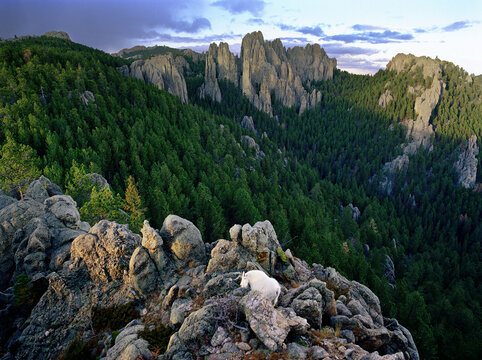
0;138;40;198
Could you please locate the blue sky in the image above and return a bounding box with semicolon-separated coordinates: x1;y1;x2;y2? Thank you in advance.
1;0;481;74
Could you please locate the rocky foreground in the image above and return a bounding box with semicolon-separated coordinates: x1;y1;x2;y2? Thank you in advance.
0;177;418;360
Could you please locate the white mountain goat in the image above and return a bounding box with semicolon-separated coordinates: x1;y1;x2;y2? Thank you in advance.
240;270;281;306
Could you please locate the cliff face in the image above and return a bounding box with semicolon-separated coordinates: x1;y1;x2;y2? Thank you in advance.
380;54;445;193
0;177;418;360
454;135;479;188
202;31;336;116
114;31;335;114
386;53;444;155
118;54;189;104
199;42;237;102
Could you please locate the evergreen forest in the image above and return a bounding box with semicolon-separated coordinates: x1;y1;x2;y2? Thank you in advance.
0;36;480;359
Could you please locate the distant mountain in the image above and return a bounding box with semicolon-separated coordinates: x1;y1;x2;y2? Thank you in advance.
116;31;336;116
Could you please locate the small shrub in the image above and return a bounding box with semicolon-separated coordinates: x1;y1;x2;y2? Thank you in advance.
310;327;337;344
277;248;289;263
137;325;174;354
13;274;48;309
245;352;289;360
296;339;309;347
257;251;269;264
13;274;31;306
92;302;139;332
61;337;95;360
111;330;120;343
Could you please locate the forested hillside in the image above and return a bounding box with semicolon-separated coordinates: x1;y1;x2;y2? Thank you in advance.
0;36;480;359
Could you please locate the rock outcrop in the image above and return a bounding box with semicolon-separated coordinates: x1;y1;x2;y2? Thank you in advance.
104;320;152;360
241;32;332;116
378;89;393;108
118;54;188;103
241;115;257;134
385;53;444;155
0;179;419;360
387;54;441;79
403;77;443;154
79;90;95;106
0;178;86;290
200;31;335;116
454;135;479;188
380;54;446;193
385;255;396;285
71;220;140;283
241;135;265;160
240;290;290;351
160;215;207;266
43;31;71;41
199;42;238;102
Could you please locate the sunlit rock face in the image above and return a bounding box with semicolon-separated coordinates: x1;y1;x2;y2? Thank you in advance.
119;54;189;104
201;31;336;116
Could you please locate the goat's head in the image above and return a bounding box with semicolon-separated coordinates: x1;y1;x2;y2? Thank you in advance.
240;272;249;288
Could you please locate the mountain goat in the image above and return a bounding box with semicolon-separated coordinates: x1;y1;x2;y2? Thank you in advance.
240;270;281;306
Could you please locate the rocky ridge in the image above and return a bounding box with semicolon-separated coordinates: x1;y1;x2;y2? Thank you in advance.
43;31;71;41
118;54;189;104
202;31;335;116
0;178;418;360
380;54;445;193
113;31;335;116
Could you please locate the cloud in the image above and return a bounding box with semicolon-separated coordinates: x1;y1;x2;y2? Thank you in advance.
276;24;324;37
336;57;384;74
352;24;387;31
278;36;311;47
141;32;242;44
169;18;211;33
246;18;265;25
297;26;324;37
414;21;478;34
322;43;378;56
326;30;414;44
278;24;295;31
0;0;211;52
212;0;266;16
442;20;473;32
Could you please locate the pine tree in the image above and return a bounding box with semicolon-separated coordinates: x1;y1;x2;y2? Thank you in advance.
123;175;145;233
0;138;40;198
80;186;127;226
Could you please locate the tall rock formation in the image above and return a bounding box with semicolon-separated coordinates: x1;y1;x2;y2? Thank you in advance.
454;135;479;188
380;54;445;192
201;31;336;116
386;53;444;155
118;54;188;104
199;42;237;102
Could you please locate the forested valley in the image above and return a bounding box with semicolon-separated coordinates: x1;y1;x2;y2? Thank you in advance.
0;36;480;359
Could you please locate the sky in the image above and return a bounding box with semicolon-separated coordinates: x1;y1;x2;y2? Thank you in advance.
1;0;481;75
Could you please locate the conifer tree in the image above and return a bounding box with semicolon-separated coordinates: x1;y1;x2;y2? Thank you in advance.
80;186;127;226
0;139;40;198
123;175;145;233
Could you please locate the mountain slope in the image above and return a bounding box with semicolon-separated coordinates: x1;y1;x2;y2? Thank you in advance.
0;34;481;359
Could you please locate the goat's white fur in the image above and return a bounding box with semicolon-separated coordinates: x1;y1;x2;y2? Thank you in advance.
240;270;281;306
